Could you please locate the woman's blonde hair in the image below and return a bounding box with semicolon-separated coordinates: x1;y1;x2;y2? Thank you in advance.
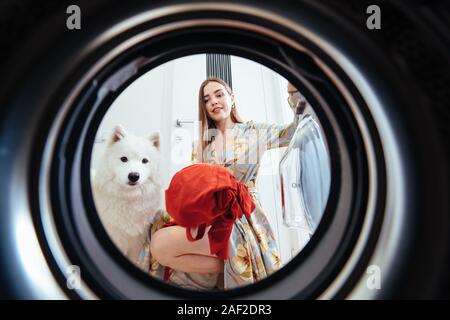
197;77;244;162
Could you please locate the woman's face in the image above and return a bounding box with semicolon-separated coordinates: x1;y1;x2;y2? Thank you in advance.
203;81;235;123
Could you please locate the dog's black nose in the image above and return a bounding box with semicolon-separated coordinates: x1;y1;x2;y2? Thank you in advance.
128;172;140;183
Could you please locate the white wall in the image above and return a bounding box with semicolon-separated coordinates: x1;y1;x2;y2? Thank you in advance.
91;62;170;170
167;55;206;185
91;54;313;266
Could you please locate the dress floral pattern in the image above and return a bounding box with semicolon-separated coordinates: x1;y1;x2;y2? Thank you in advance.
137;92;305;290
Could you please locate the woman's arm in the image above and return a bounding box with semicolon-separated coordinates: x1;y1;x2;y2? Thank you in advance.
251;84;306;150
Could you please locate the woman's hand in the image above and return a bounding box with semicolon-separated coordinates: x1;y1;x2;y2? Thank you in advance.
288;82;298;93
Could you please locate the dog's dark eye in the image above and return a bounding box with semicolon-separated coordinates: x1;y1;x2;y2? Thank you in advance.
142;158;148;164
120;157;128;162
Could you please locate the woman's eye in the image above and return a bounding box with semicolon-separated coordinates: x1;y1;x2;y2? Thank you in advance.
142;158;148;164
120;157;128;162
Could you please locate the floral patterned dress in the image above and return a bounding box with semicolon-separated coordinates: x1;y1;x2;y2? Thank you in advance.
137;93;305;290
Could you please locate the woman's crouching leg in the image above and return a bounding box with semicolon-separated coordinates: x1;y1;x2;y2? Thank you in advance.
150;225;224;274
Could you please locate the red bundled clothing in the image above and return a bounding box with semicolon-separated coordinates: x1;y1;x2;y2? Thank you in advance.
164;163;255;260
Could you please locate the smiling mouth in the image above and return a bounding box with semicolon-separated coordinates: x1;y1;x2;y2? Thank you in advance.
212;107;223;113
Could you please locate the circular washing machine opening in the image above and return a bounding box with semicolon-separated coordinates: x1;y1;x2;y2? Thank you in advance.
87;53;333;290
37;7;383;299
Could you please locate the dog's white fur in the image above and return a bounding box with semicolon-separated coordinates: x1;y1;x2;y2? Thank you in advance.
92;125;162;263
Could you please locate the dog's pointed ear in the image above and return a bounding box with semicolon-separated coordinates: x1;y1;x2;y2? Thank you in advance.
149;131;160;150
111;125;126;143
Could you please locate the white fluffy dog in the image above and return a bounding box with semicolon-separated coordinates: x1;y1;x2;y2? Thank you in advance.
92;125;162;264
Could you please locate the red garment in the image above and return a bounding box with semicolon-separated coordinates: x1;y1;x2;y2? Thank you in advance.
164;163;255;260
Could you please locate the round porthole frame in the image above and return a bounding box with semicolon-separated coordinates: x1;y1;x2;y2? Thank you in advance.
32;3;392;299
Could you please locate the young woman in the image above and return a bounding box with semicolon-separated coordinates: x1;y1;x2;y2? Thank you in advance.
147;77;305;290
